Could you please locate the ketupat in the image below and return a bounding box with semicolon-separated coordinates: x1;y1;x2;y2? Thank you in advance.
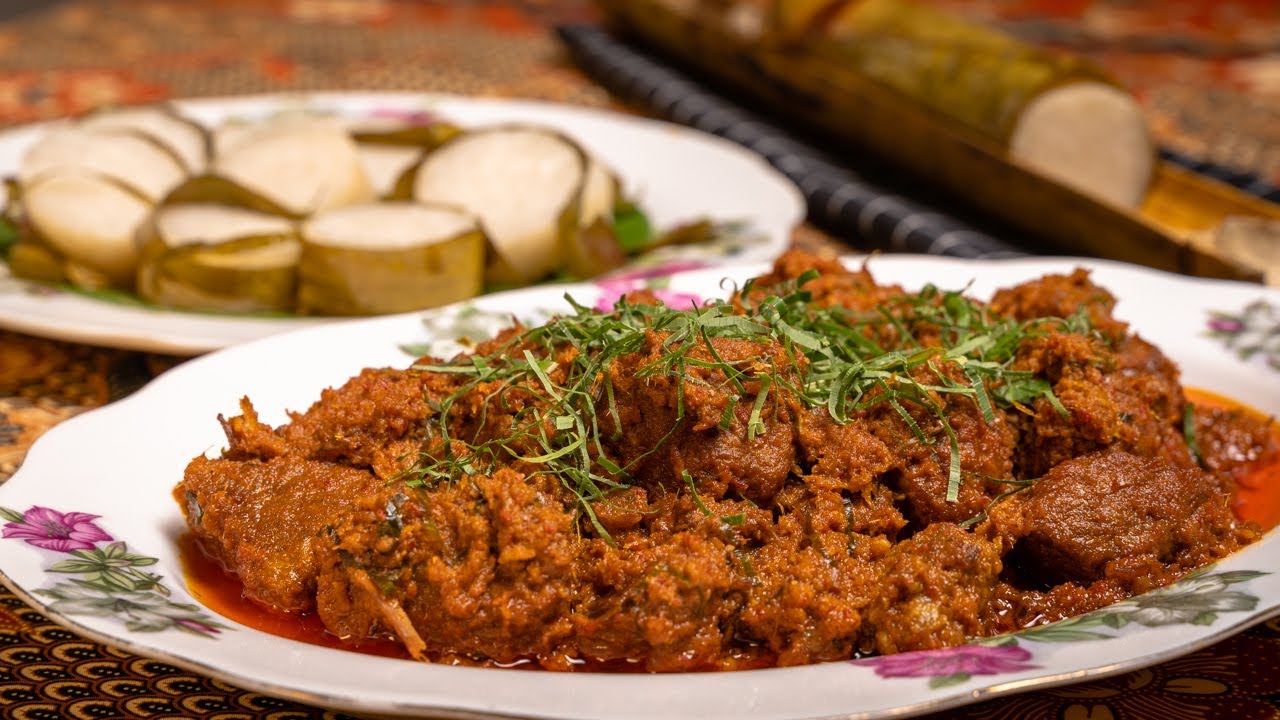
213;113;375;216
12;114;198;289
1;103;673;313
297;202;485;316
76;104;211;175
410;125;625;284
348;118;462;198
19;172;152;289
135;201;301;313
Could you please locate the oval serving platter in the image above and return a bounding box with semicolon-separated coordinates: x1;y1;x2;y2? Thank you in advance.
1;254;1278;720
0;91;805;355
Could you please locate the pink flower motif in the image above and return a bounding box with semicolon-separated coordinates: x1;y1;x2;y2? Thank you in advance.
594;280;704;313
1208;317;1244;333
853;644;1037;679
367;107;441;126
2;506;114;553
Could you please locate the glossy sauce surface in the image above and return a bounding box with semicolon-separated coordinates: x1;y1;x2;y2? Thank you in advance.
1187;388;1280;530
178;534;411;659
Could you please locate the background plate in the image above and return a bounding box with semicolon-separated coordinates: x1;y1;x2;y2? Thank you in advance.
0;91;804;355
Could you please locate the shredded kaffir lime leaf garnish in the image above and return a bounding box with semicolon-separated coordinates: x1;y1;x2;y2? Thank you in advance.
406;270;1088;537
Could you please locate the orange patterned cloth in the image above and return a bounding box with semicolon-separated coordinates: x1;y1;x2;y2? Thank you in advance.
1;2;1279;719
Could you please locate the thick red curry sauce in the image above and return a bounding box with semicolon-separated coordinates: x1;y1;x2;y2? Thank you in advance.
1188;388;1280;530
180;389;1280;665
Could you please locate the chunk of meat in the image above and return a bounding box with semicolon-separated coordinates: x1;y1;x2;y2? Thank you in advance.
219;367;454;480
864;361;1019;526
1011;332;1191;477
739;493;885;666
605;331;801;503
989;268;1128;340
1193;403;1279;486
315;469;582;665
573;523;748;671
864;522;1003;655
176;455;382;613
278;367;447;478
745;248;905;313
1006;449;1248;587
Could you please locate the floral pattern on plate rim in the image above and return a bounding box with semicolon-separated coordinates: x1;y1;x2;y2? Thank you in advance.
2;285;1274;674
1;505;228;637
4;504;1267;687
853;566;1268;688
401;261;713;359
1208;300;1280;371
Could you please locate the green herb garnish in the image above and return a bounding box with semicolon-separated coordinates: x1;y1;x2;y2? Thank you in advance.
405;270;1087;535
1183;403;1207;469
0;215;17;260
611;201;653;254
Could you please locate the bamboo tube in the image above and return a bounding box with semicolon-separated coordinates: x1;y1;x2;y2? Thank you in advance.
595;0;1266;282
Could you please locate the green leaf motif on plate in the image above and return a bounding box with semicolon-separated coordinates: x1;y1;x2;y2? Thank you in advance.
1;504;229;637
1208;301;1280;371
979;566;1267;647
859;566;1268;689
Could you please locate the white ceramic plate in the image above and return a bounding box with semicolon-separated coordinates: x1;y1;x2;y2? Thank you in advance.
2;255;1278;720
0;91;804;355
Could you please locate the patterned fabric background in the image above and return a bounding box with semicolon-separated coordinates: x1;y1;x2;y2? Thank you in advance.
0;0;1276;189
0;1;612;125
